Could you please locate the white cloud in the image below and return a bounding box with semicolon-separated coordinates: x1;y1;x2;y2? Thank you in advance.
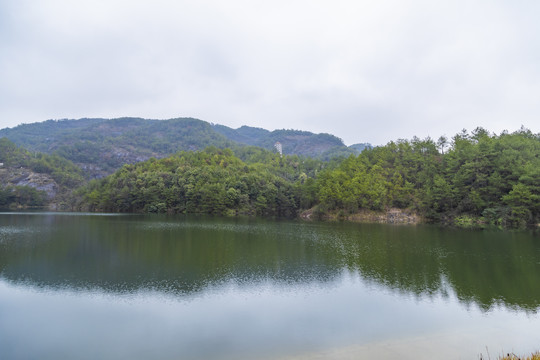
1;0;539;145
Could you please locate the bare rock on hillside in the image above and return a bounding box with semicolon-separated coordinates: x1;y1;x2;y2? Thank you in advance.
0;167;58;199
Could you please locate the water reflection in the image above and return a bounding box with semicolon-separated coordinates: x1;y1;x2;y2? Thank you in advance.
0;213;539;311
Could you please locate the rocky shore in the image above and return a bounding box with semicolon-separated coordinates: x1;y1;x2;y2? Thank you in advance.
300;207;423;225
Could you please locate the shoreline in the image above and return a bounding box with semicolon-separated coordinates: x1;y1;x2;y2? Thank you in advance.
7;206;539;230
300;207;423;225
269;331;539;360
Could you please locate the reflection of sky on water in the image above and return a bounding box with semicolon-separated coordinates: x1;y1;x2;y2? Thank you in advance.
1;271;540;360
1;213;540;359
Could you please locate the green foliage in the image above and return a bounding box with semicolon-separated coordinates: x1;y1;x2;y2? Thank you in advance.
1;138;83;209
1;137;83;187
73;127;540;228
315;127;540;228
0;185;48;208
0;137;30;166
348;143;373;153
74;147;306;217
1;118;236;178
453;215;480;228
6;120;537;229
214;125;353;158
1;118;360;179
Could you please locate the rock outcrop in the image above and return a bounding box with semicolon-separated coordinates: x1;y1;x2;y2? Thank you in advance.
0;167;59;199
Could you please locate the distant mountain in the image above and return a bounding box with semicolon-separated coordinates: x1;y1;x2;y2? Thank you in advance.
348;143;373;153
0;117;366;178
213;124;358;159
212;124;269;145
0;117;234;178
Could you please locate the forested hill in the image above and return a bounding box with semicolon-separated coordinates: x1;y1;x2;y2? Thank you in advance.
348;143;373;153
74;127;540;229
315;127;540;228
0;118;234;178
72;147;320;216
212;124;359;159
0;117;364;178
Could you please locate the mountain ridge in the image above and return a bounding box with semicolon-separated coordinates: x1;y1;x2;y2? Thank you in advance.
0;117;371;178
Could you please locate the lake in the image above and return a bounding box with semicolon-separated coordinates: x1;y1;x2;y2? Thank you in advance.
0;212;539;359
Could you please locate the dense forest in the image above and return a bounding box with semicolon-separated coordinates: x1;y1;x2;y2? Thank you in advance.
1;118;538;228
315;127;540;228
72;147;324;217
72;127;540;229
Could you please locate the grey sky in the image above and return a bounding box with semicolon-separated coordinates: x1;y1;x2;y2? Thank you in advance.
1;0;539;145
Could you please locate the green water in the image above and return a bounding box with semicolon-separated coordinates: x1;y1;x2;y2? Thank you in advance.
0;213;539;359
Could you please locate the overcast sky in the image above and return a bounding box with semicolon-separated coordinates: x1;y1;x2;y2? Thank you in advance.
1;0;539;145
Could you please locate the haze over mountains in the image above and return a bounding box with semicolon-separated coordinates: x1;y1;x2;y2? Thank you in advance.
0;117;371;178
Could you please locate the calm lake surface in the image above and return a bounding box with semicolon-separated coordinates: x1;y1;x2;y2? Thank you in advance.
0;213;539;359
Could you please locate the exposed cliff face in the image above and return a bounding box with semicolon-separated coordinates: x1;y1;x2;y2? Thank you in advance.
0;167;59;199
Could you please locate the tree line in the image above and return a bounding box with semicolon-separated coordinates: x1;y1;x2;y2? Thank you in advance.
73;147;311;217
316;127;539;228
73;127;539;228
3;127;538;228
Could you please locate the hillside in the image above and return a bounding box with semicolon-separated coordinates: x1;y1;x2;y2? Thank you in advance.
0;117;364;178
315;127;540;228
73;147;309;216
2;122;537;229
213;124;359;159
74;127;540;228
0;118;235;178
348;143;373;153
0;138;84;209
